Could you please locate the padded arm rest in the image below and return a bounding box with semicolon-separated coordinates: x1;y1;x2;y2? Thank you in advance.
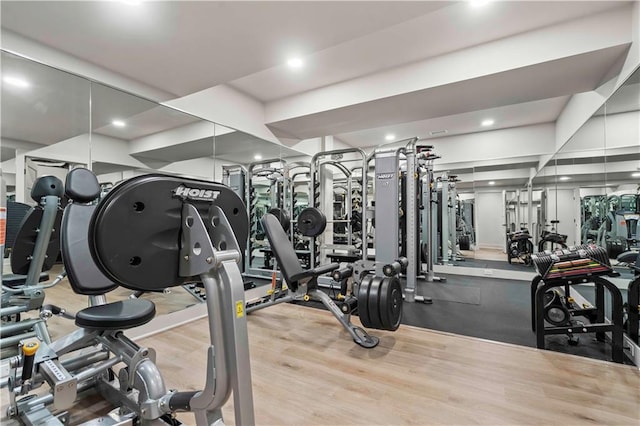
290;263;340;282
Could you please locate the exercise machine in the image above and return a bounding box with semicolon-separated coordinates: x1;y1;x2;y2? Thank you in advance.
530;244;624;363
246;212;391;348
245;159;294;278
434;172;462;264
538;220;568;252
310;148;367;268
1;176;67;356
617;250;640;365
506;228;534;265
5;169;254;425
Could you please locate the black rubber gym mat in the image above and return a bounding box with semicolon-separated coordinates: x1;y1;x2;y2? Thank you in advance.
451;257;534;272
415;278;481;305
247;272;632;364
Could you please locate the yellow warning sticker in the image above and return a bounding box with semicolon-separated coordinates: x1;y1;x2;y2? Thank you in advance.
236;301;244;318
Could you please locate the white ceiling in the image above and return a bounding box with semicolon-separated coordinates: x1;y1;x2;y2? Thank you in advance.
1;1;449;97
0;0;636;172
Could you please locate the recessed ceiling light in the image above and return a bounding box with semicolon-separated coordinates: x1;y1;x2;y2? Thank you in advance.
632;172;640;178
488;181;496;185
112;120;126;127
385;134;396;141
3;76;30;88
469;0;490;7
121;0;142;5
481;119;495;127
287;57;304;69
430;130;448;136
254;154;262;160
559;176;571;181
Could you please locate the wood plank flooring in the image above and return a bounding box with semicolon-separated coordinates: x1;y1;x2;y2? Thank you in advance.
2;267;639;425
148;303;639;425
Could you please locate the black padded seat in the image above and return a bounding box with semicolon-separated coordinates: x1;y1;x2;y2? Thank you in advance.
75;299;155;330
261;213;339;291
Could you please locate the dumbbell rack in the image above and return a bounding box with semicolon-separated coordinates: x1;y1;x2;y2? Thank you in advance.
530;244;625;363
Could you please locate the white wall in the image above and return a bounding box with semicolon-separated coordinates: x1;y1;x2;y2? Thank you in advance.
431;123;555;168
546;188;580;245
165;85;280;145
475;191;505;250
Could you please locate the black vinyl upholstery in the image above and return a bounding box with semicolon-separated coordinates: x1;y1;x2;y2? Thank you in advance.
61;203;118;295
65;168;100;203
62;168;156;330
261;213;339;291
75;299;155;330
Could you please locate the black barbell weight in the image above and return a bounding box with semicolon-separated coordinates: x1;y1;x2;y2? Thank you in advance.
297;207;327;237
366;276;385;330
357;275;374;328
379;276;402;331
267;208;290;232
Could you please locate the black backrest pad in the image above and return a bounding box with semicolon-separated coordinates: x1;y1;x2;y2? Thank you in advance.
31;175;64;202
61;203;118;295
66;168;100;203
10;207;63;275
261;213;304;285
5;201;31;252
89;174;248;291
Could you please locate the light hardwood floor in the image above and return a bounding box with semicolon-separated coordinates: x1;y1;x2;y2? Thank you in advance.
2;271;639;425
150;304;640;425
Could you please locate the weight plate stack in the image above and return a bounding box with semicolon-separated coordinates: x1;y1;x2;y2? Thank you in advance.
366;276;385;330
357;275;374;328
379;276;403;331
357;274;403;331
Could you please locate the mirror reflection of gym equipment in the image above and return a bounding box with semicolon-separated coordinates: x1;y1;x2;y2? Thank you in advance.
2;3;640;424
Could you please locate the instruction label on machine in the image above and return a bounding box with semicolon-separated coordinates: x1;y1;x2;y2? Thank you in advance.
236;300;245;318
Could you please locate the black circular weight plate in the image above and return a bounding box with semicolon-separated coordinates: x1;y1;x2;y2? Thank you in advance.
89;174;248;292
421;242;428;264
357;275;374;328
267;208;290;232
297;207;327;237
366;276;384;330
544;305;570;326
379;277;403;331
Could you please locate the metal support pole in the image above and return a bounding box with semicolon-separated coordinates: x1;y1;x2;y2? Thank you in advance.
25;195;58;286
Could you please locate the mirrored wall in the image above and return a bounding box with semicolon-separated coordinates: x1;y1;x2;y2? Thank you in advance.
532;66;640;263
1;49;297;329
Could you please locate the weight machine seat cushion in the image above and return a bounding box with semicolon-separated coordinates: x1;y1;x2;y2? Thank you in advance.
262;213;339;289
61;186;118;295
262;214;304;289
65;168;101;203
75;299;156;330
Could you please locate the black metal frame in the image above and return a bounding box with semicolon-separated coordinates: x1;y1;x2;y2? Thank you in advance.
531;275;624;363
